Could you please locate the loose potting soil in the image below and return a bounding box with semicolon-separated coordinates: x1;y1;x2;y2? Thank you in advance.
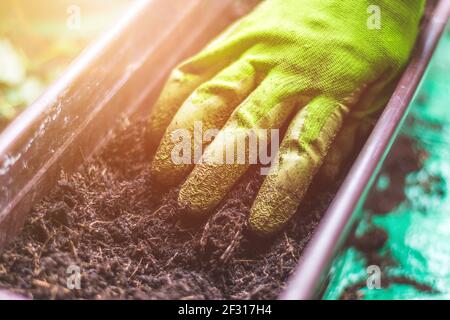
0;117;349;299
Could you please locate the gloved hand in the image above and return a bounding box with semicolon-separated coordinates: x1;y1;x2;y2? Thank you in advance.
148;0;425;235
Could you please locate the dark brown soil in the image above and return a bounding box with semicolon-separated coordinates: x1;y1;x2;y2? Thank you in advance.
339;276;436;300
364;135;426;216
0;117;344;300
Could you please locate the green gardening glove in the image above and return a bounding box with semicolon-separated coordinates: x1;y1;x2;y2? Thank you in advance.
148;0;425;234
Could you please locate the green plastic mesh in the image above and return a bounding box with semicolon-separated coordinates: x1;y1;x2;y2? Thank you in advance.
324;21;450;300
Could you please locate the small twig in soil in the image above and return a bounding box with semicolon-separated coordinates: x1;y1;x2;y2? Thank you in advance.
220;229;243;263
128;258;143;281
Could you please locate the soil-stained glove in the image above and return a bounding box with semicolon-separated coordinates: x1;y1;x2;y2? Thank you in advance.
148;0;425;234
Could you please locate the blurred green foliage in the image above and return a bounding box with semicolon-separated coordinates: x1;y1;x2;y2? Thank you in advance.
0;0;135;131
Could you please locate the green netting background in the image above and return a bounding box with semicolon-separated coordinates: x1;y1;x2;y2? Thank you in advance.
324;21;450;300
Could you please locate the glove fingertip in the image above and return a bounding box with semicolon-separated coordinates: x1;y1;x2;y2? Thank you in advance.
248;196;292;236
177;185;213;217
